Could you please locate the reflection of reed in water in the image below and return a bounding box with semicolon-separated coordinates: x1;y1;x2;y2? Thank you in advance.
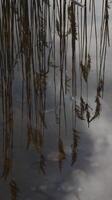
0;0;110;198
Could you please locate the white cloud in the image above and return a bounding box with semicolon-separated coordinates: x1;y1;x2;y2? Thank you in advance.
64;99;112;200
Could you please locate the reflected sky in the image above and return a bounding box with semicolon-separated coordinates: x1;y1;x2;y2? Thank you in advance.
0;0;112;200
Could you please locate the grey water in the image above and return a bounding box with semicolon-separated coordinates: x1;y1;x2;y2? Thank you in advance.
0;0;112;200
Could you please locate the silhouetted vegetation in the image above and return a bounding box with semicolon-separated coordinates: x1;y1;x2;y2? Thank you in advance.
0;0;111;199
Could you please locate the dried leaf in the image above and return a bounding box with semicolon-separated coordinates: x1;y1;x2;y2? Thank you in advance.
85;104;91;127
65;75;71;92
56;19;60;36
80;97;86;117
75;105;85;120
71;129;80;166
58;138;65;172
90;96;101;122
34;72;47;93
68;4;77;40
10;180;19;200
80;54;91;82
97;79;104;97
58;138;65;161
